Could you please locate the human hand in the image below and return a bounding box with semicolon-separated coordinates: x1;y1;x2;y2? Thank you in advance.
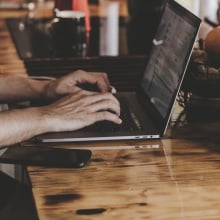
40;90;121;132
44;70;115;100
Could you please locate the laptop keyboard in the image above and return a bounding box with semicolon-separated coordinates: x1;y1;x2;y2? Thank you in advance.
83;97;142;133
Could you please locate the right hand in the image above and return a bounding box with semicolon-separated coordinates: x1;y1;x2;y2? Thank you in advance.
40;90;122;132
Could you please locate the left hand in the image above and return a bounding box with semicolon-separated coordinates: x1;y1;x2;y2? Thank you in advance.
44;70;113;99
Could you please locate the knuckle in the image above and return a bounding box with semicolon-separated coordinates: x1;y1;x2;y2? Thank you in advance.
102;72;108;77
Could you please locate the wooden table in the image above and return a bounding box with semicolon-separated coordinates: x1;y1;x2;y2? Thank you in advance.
1;3;220;220
25;124;220;220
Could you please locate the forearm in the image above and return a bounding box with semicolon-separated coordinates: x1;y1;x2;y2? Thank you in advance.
0;74;50;103
0;107;50;147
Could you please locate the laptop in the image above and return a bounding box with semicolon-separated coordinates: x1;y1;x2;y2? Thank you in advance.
35;0;201;143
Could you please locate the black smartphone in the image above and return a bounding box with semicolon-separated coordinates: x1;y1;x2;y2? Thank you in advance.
0;145;92;168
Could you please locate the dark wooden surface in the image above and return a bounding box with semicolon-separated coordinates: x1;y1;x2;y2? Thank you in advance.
1;2;220;220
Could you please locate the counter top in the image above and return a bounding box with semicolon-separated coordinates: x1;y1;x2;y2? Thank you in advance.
26;135;220;220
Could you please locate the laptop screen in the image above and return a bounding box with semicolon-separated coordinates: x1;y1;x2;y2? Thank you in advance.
140;0;201;133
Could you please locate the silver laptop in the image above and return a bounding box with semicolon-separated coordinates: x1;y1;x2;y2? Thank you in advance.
35;1;201;143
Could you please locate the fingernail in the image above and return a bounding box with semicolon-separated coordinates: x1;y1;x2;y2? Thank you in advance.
109;86;117;94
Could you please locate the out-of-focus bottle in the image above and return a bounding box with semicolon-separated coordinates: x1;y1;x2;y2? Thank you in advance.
72;0;91;33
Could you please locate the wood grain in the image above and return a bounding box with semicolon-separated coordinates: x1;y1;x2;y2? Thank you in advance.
27;138;220;220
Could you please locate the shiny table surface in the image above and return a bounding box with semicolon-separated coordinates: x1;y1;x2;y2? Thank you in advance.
25;124;220;220
1;3;220;220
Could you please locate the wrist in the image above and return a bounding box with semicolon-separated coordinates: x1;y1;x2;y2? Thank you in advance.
36;105;59;133
28;107;53;134
42;79;61;101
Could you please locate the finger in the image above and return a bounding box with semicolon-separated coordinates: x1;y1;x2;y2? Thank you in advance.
82;92;120;108
94;73;111;92
92;111;122;125
74;70;111;92
88;99;121;116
